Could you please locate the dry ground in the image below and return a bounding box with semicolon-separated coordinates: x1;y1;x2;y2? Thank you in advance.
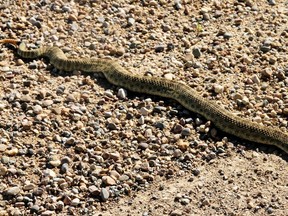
0;0;287;215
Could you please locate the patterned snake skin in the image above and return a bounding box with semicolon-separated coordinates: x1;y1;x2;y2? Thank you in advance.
1;39;287;154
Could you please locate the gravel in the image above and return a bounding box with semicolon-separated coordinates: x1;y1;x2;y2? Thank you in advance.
0;0;287;215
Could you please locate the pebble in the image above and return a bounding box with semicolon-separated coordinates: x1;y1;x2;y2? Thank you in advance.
23;183;35;191
170;210;183;216
181;128;191;136
43;169;56;178
173;124;183;133
33;104;43;114
0;165;7;175
261;68;273;78
5;186;21;196
30;205;40;213
102;176;117;186
214;84;224;94
5;147;18;156
164;73;175;80
268;0;276;5
140;107;151;116
180;198;190;205
138;142;149;150
127;17;135;26
41;210;55;216
117;88;127;99
192;47;201;58
176;140;189;151
251;75;260;84
138;116;145;125
71;198;80;206
155;44;165;52
100;188;110;201
223;32;233;39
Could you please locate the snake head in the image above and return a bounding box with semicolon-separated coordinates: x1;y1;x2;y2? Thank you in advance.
0;39;21;49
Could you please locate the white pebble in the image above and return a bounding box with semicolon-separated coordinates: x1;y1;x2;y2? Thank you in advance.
117;88;127;99
138;116;145;125
140;107;151;116
214;84;224;94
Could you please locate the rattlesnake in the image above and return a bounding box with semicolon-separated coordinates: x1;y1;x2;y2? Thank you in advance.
1;39;287;154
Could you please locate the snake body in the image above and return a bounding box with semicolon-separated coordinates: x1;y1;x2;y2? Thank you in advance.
2;40;288;153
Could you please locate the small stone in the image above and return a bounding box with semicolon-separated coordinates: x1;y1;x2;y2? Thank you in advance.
260;45;270;52
5;186;21;196
119;174;130;181
214;84;224;93
177;140;189;151
174;0;182;10
115;47;125;56
181;128;191;136
154;121;165;129
107;122;118;130
42;100;53;107
251;75;260;84
138;116;145;125
268;0;276;5
140;107;151;116
49;159;61;168
0;164;7;175
242;54;252;64
192;47;201;58
29;17;41;28
1;156;10;164
155;44;165;53
223;32;233;39
180;198;190;205
22;119;33;130
110;170;120;180
33;105;43;114
173;149;183;158
62;5;71;12
283;108;288;116
23;183;35;191
51;35;58;41
192;168;200;176
170;209;182;216
65;137;75;145
5;148;18;156
41;210;55;216
100;188;110;201
117;88;127;99
0;144;7;152
164;73;175;80
127;17;135;26
71;23;79;31
266;207;274;214
68;14;78;22
173;124;183;133
20;95;32;102
138;142;149;150
60;163;69;173
30;205;40;213
15;59;25;66
71;198;80;206
56;201;64;211
88;185;99;195
109;152;120;161
102;176;116;186
43;169;56;178
261;68;273;78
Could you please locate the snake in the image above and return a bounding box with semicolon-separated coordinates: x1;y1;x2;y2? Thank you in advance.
0;39;287;154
